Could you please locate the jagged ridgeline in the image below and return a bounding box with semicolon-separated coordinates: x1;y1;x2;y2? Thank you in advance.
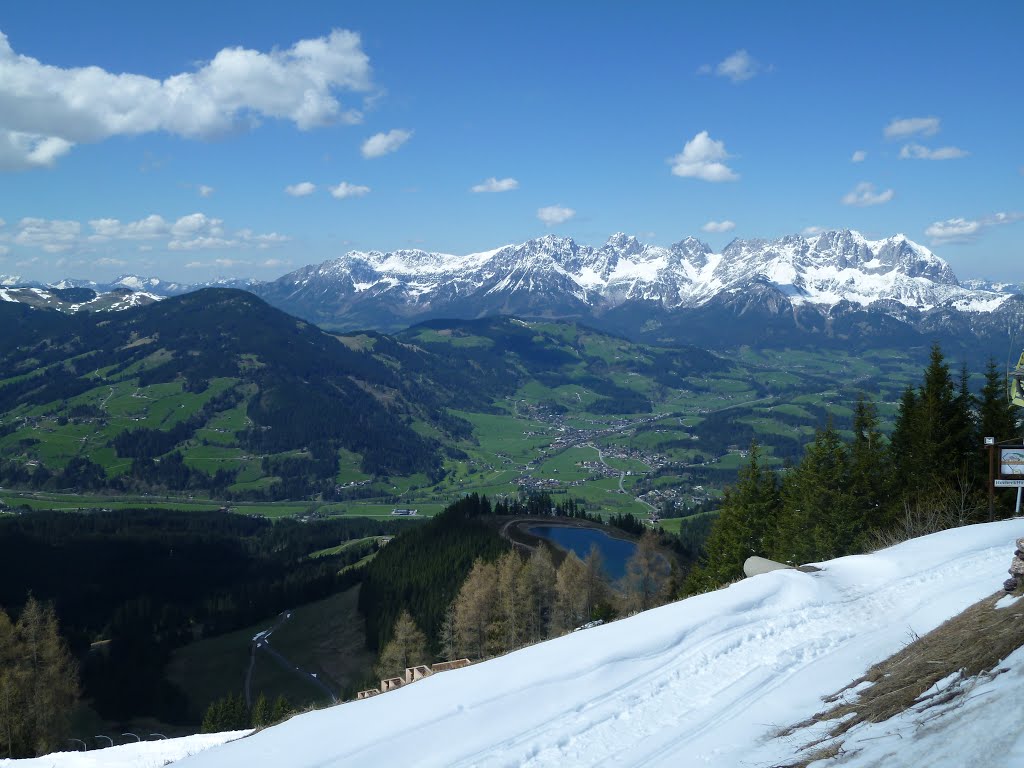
0;291;727;498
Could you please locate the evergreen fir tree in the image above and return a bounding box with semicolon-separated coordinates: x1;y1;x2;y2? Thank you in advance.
251;692;271;729
271;695;292;724
685;442;781;592
775;421;852;563
200;698;222;734
979;357;1019;443
848;395;890;538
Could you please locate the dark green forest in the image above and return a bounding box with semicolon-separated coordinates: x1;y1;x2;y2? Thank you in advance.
0;509;412;729
687;347;1020;592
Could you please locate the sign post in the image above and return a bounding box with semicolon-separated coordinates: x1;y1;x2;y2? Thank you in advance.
985;436;995;521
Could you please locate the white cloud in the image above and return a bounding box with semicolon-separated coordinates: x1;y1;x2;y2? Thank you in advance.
471;177;519;193
198;185;215;198
170;213;223;239
884;116;940;139
14;217;81;252
802;226;825;236
93;257;127;267
263;258;288;268
841;182;894;207
0;244;9;256
237;229;289;248
0;131;73;169
851;150;867;163
169;236;236;251
701;220;736;233
925;211;1024;245
713;50;760;82
0;29;374;170
9;212;284;254
330;181;370;198
361;129;412;158
537;205;575;226
285;181;317;197
669;131;738;182
88;214;169;241
899;143;969;160
184;257;250;268
0;218;5;227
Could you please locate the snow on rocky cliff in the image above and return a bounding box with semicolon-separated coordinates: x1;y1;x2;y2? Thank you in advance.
268;229;1006;315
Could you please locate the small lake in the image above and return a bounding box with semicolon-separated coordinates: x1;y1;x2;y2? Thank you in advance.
526;524;637;581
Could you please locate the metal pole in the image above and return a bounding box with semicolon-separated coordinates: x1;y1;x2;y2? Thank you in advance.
94;735;114;748
68;739;87;752
122;733;141;742
1017;487;1023;518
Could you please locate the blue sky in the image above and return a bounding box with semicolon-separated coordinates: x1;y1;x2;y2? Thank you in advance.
0;0;1021;284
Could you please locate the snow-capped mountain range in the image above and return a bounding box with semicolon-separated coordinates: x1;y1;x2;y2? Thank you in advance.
267;229;1002;314
4;230;1022;349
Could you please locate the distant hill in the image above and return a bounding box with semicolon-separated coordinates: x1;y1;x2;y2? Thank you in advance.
0;291;735;500
0;289;495;498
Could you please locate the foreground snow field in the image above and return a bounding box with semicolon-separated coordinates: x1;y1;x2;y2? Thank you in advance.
8;520;1023;767
0;731;250;768
176;519;1023;768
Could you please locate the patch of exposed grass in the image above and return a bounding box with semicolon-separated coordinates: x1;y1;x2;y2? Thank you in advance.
775;586;1024;766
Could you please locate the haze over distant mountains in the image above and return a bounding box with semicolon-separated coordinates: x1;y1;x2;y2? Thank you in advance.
4;230;1024;350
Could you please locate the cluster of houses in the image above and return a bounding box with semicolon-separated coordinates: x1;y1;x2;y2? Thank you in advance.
356;659;472;700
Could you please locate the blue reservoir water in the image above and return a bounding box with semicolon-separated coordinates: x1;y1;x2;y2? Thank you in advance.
526;525;637;581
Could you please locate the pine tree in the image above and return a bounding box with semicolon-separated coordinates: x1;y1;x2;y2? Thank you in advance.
848;395;890;538
271;695;292;724
201;698;223;733
685;442;781;592
775;421;852;563
979;357;1019;443
251;692;272;729
374;610;429;680
978;358;1021;515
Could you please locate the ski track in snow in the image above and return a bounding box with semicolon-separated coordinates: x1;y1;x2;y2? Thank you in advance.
153;521;1024;768
458;544;1002;768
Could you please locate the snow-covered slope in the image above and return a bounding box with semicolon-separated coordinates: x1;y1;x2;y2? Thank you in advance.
261;230;1006;321
0;731;250;768
169;520;1023;768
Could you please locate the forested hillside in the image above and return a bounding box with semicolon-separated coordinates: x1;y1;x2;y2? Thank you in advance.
688;345;1019;591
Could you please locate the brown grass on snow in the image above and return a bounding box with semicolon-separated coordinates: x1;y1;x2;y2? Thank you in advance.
774;585;1024;767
